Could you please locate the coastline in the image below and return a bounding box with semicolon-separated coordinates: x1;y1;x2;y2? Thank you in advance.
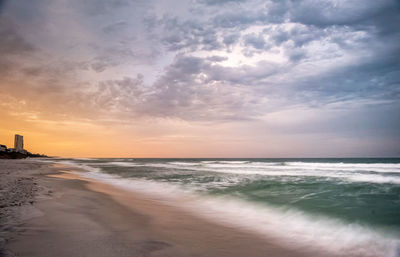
0;159;329;257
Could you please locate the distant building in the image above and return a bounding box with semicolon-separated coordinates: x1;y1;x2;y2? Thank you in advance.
0;144;6;152
14;134;24;152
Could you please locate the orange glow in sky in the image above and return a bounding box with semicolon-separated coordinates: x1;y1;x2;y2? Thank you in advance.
0;0;399;157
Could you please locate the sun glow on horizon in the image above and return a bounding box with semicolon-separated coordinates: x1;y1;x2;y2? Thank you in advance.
0;0;399;158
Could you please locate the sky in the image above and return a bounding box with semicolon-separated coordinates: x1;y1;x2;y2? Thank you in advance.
0;0;399;158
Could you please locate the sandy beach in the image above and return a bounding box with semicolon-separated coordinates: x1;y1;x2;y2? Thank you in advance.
0;159;333;257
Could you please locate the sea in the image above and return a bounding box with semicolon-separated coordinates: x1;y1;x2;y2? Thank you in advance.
45;158;400;257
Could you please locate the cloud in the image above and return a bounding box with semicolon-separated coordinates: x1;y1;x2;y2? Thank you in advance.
137;55;262;120
222;33;240;48
206;55;228;62
0;18;35;54
79;0;132;16
0;0;399;156
152;16;222;51
102;20;127;34
0;17;37;76
243;32;269;50
198;0;248;5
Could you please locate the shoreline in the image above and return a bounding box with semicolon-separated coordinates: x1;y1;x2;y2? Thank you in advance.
0;159;328;257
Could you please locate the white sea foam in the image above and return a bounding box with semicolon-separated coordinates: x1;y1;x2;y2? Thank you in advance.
168;161;201;166
166;161;400;184
199;161;400;173
55;160;104;173
50;159;400;257
71;159;400;185
285;162;400;173
111;162;399;185
106;161;142;167
155;160;400;173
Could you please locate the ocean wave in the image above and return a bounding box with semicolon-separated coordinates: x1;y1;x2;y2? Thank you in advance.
55;160;400;257
168;161;202;166
156;161;400;175
105;161;142;167
54;160;103;173
135;162;400;185
62;159;400;185
284;162;400;173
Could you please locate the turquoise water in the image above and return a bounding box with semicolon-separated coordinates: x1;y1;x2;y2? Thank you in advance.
48;158;400;256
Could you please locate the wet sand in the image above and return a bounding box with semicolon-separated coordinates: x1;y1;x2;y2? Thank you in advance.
1;160;327;257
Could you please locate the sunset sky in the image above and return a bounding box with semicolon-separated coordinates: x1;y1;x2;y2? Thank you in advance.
0;0;399;157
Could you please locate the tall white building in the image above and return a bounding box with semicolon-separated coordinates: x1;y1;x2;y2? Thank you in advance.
14;134;24;152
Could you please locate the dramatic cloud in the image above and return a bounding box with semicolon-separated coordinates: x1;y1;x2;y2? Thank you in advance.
0;0;399;157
